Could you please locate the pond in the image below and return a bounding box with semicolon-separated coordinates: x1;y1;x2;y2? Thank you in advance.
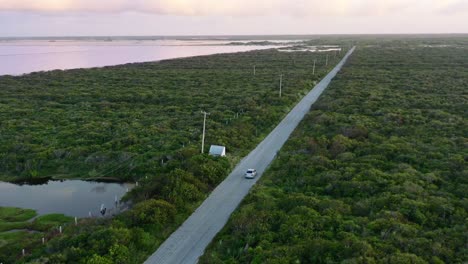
0;180;134;218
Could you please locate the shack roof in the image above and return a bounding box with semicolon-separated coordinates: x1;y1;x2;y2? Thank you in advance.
209;145;226;156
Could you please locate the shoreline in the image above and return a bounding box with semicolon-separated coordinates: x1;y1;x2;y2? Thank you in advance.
0;43;278;76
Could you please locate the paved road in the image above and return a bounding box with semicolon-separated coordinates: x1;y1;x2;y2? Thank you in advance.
144;46;356;264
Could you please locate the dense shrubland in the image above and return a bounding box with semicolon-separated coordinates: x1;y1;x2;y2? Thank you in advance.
201;44;467;263
0;49;337;182
0;48;343;263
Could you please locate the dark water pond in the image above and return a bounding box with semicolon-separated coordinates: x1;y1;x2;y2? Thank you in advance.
0;180;134;217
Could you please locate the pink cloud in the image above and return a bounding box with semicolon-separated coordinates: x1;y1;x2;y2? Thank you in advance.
438;0;468;14
0;0;465;16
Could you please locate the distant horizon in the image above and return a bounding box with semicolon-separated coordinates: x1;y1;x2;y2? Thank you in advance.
2;33;468;39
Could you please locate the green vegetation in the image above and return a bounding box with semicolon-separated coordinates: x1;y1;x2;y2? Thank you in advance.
0;231;43;252
5;36;466;263
0;207;35;232
0;207;36;222
200;43;468;263
0;48;344;263
30;214;74;231
0;49;337;182
0;207;72;262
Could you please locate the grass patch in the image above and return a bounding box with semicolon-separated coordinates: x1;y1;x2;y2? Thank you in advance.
30;214;74;231
0;207;37;232
0;221;29;232
0;207;36;222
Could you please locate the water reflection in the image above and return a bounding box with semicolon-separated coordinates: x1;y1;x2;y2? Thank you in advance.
91;185;107;193
0;40;276;76
0;180;134;217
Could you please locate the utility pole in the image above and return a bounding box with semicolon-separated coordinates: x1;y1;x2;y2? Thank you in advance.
279;74;283;97
313;59;316;75
325;54;329;66
201;111;210;153
253;65;256;75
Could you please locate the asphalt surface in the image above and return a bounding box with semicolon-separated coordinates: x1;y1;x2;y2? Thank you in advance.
144;46;356;264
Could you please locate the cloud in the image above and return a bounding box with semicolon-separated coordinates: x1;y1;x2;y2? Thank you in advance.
0;0;271;15
0;0;462;16
438;0;468;14
278;0;413;17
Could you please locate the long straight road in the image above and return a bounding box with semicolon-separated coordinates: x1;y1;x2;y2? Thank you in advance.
144;46;356;264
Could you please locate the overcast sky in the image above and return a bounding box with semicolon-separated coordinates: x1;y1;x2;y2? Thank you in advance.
0;0;467;36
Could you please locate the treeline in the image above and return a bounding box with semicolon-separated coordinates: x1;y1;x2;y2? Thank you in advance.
0;48;345;263
200;43;468;263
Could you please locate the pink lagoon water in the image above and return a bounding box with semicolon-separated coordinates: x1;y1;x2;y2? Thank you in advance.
0;39;276;76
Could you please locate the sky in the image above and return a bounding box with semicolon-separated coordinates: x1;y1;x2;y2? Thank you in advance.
0;0;467;36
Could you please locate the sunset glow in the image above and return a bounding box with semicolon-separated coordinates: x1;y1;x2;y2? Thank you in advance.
0;0;466;36
1;0;466;16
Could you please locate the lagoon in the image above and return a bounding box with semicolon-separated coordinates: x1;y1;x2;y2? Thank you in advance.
0;39;276;76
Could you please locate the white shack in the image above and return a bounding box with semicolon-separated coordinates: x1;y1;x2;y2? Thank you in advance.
209;145;226;157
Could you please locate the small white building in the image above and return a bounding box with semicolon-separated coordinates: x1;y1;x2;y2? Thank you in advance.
209;145;226;157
